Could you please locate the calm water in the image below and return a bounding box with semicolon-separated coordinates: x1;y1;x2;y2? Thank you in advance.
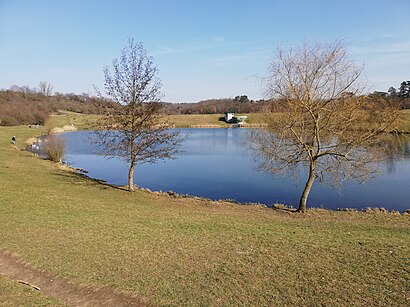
56;129;410;211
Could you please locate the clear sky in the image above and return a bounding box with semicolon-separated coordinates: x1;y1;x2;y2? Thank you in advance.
1;0;409;102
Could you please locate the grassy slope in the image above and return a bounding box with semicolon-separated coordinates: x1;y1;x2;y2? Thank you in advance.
0;124;409;305
46;112;266;129
45;110;410;131
45;111;99;130
166;114;229;127
166;113;266;127
168;110;410;131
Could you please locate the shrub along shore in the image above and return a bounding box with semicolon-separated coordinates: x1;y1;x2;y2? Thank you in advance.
0;116;409;305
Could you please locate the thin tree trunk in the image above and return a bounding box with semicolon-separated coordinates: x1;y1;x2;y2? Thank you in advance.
128;163;135;191
298;160;316;212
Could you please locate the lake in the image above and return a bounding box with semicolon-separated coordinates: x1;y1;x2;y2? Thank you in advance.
54;129;409;211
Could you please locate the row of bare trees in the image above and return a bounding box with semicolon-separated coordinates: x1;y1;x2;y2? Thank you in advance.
10;81;53;96
38;81;53;96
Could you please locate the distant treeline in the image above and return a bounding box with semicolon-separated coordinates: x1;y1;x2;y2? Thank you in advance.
0;90;274;126
1;82;409;126
0;90;116;126
162;96;273;115
163;94;410;115
370;81;410;109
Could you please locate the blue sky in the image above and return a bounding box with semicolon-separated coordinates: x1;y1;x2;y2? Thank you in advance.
1;0;409;102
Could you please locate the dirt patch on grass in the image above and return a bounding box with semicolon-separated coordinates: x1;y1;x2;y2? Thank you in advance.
0;249;144;306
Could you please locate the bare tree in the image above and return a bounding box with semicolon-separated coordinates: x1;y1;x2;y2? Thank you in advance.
94;38;183;191
39;81;53;96
251;41;400;212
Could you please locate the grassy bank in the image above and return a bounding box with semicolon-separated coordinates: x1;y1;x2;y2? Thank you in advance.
168;111;410;131
46;110;410;132
46;111;100;130
0;125;409;305
45;112;267;129
165;113;266;127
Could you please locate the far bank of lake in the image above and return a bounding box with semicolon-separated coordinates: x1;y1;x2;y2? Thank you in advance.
54;128;409;211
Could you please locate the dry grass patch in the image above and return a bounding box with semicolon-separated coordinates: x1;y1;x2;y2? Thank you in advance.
0;275;64;306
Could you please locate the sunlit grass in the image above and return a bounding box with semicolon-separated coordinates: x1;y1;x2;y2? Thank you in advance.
0;275;64;306
166;113;267;127
0;124;409;305
45;111;100;131
45;110;410;132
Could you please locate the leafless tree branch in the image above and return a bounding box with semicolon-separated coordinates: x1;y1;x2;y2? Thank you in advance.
252;40;401;212
93;39;184;191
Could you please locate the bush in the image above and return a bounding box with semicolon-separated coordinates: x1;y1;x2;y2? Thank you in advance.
0;115;19;126
44;136;65;163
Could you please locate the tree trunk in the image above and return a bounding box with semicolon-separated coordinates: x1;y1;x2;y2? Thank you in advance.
298;161;316;212
128;163;135;191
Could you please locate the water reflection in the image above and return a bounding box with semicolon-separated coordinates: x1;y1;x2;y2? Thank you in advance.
384;135;410;173
55;130;409;211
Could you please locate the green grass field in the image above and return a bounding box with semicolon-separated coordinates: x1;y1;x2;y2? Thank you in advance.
45;110;410;132
0;275;64;306
167;110;410;132
45;111;268;129
0;118;409;305
46;111;100;130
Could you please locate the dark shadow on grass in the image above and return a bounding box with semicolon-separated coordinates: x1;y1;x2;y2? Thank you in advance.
48;160;301;210
270;205;298;213
51;168;128;192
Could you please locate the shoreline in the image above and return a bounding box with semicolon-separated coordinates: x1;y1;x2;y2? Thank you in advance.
28;133;409;215
51;159;410;215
